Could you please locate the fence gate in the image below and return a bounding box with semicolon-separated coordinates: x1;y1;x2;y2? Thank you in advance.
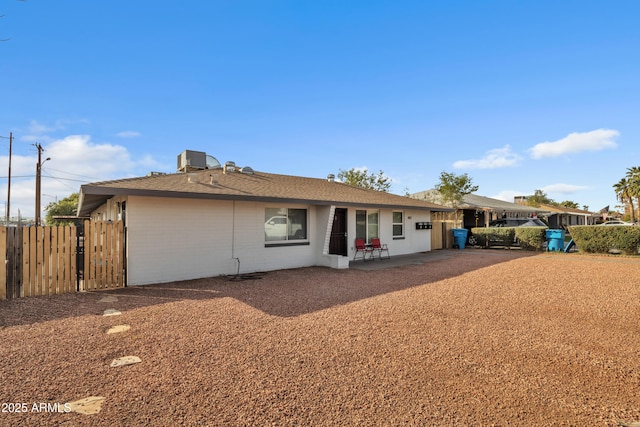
81;220;126;292
431;212;457;250
1;220;126;300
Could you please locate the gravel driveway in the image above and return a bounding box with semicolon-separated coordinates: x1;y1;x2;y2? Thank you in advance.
1;249;640;426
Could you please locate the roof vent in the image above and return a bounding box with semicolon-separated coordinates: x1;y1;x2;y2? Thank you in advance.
240;166;254;174
223;161;236;174
187;173;198;183
206;155;221;169
327;174;335;182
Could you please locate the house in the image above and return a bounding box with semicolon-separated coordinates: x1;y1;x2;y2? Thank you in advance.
411;190;548;229
527;203;597;228
77;151;452;286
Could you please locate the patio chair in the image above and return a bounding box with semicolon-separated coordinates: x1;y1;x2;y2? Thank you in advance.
354;238;374;261
371;238;390;260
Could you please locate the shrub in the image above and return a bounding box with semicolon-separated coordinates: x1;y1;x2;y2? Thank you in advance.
470;227;515;248
568;226;640;255
515;227;547;251
470;227;547;251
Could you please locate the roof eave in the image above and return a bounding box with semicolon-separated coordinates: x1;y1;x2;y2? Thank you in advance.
78;185;454;216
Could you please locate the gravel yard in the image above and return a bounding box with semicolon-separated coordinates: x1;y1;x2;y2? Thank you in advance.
1;249;640;426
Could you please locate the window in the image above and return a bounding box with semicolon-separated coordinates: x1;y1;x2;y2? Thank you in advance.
265;208;308;242
356;209;379;243
392;211;404;238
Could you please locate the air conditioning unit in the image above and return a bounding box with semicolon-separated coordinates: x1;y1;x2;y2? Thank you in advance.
177;150;207;172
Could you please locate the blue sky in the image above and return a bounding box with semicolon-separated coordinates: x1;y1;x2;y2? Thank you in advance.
1;1;639;218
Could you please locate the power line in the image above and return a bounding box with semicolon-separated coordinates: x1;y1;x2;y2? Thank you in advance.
43;167;104;181
41;171;82;192
0;174;90;182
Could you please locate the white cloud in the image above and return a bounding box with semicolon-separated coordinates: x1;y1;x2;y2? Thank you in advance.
21;119;89;144
46;135;136;176
28;120;58;134
116;131;141;138
541;183;589;194
453;145;522;170
528;129;619;159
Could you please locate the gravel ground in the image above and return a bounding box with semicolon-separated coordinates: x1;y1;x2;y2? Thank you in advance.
1;249;640;426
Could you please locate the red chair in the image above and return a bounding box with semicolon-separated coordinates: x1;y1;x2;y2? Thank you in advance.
371;238;390;259
354;238;374;261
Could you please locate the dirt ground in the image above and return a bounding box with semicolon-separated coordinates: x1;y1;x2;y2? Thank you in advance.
1;249;640;426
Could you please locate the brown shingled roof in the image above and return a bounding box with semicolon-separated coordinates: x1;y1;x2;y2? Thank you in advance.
78;169;453;216
536;203;597;216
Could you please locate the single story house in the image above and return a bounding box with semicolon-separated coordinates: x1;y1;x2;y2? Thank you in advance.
78;153;452;286
530;203;597;228
411;190;548;229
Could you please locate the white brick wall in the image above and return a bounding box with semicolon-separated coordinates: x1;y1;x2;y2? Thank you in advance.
344;208;431;258
126;196;234;285
126;197;318;285
123;196;433;285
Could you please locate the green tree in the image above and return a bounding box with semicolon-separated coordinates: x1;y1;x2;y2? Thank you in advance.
626;166;640;221
559;200;579;209
44;193;79;225
613;177;635;223
434;171;479;208
337;168;392;192
527;189;554;207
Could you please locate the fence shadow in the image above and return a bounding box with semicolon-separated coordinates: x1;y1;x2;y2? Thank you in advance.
0;249;537;327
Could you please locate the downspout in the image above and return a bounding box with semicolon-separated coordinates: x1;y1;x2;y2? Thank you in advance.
231;200;239;275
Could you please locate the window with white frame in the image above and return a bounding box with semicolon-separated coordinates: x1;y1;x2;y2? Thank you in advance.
392;211;404;238
265;208;308;242
356;209;379;242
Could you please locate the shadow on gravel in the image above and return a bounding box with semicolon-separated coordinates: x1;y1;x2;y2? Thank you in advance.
0;249;536;326
221;249;536;317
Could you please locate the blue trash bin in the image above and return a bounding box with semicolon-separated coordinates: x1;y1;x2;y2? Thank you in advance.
452;228;468;249
546;229;565;252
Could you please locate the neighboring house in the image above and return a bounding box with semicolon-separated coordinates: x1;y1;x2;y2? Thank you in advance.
78;152;452;286
531;203;597;228
411;190;547;229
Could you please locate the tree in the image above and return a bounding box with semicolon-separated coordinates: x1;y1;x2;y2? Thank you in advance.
526;189;553;207
337;168;392;192
613;177;636;223
44;193;79;225
626;166;640;221
433;171;478;226
558;200;579;209
434;171;478;208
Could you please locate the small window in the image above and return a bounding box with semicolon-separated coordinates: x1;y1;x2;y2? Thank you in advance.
392;211;404;237
265;208;308;242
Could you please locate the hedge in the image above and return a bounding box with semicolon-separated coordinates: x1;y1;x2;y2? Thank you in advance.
470;227;546;251
568;225;640;255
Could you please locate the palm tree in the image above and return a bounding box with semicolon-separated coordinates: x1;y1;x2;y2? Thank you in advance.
626;166;640;222
613;177;635;223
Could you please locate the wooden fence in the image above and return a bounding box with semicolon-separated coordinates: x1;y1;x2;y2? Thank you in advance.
1;220;125;300
431;212;458;250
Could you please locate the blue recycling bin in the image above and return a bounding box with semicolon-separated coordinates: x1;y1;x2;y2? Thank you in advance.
452;228;468;249
546;229;565;252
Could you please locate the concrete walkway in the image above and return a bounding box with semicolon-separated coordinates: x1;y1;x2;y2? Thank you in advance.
349;249;456;271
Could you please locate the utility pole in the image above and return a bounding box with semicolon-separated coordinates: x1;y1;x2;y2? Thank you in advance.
34;143;51;226
7;132;12;224
0;132;13;224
